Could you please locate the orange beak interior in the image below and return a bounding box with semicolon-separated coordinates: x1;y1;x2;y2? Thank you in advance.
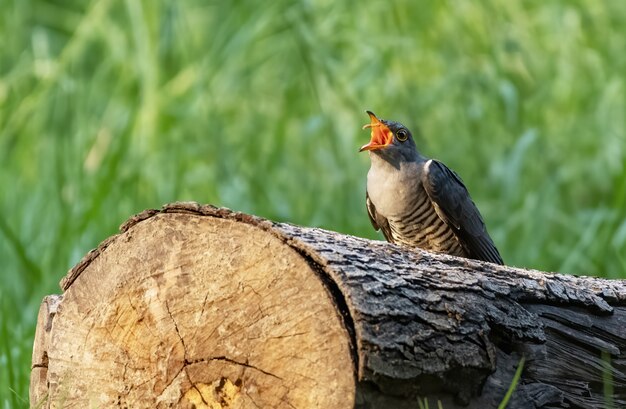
360;111;393;152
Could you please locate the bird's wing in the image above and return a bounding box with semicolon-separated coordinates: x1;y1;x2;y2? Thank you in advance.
421;160;503;264
366;191;394;243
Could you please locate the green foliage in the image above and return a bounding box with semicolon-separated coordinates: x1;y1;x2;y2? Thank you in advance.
0;0;624;406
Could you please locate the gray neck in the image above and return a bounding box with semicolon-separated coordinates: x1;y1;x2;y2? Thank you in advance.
366;148;428;220
370;147;426;171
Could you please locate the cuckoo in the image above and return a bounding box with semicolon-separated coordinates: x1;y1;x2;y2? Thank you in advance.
360;111;503;264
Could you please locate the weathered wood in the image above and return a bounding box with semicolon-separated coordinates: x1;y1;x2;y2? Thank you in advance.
31;202;626;408
30;295;63;407
34;210;354;408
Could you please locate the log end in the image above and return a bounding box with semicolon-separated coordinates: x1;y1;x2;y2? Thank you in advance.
34;213;355;408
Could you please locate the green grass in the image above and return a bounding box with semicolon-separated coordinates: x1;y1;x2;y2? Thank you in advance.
418;396;444;409
1;0;625;406
498;357;525;409
602;350;616;409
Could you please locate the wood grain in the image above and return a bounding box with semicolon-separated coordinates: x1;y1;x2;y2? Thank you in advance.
31;202;626;408
34;211;354;408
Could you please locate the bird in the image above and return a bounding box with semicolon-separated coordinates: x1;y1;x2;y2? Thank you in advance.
360;111;503;264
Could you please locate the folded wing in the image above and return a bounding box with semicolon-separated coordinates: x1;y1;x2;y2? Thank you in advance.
421;160;504;264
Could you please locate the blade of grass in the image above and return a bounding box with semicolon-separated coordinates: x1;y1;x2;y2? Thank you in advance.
498;356;525;409
0;215;43;283
602;350;615;409
417;397;430;409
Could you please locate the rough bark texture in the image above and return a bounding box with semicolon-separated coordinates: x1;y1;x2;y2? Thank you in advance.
31;202;626;409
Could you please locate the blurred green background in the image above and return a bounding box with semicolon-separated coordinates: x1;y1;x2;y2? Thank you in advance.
1;0;625;406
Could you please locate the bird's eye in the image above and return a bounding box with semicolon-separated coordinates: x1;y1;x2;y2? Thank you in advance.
396;129;408;142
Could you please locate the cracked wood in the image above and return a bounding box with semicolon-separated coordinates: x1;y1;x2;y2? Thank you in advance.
31;202;626;409
32;211;353;408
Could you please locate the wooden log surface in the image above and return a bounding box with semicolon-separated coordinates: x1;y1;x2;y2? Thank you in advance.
30;202;626;408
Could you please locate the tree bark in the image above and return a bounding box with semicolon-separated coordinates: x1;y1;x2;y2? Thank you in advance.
30;202;626;408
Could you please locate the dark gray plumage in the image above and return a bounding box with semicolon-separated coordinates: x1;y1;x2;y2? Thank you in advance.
360;111;503;265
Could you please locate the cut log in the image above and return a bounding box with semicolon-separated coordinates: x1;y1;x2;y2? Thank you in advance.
30;202;626;409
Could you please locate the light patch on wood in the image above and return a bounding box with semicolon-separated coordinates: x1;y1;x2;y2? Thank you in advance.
34;213;355;408
182;378;241;409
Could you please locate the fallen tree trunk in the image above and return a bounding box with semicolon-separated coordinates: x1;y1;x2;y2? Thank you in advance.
30;202;626;408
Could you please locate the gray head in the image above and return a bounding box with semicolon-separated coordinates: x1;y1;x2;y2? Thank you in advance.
359;111;421;164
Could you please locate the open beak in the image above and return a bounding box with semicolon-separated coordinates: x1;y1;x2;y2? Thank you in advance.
359;111;393;152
